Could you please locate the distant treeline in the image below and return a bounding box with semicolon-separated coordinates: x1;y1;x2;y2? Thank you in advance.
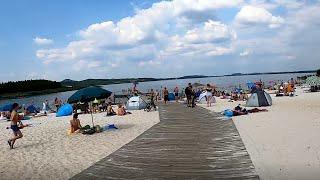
0;80;62;94
61;78;162;88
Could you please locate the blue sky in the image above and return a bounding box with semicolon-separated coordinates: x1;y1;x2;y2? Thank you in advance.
0;0;319;81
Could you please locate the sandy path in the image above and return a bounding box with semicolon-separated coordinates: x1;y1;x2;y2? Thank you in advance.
0;110;159;180
200;88;320;180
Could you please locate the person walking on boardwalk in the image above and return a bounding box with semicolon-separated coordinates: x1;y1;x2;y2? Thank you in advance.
185;83;192;107
174;86;179;102
7;103;23;149
150;89;157;110
190;87;196;108
163;87;169;104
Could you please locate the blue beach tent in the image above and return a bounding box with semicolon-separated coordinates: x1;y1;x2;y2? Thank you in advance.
56;104;73;117
0;104;13;112
247;81;255;89
168;92;175;101
26;105;39;113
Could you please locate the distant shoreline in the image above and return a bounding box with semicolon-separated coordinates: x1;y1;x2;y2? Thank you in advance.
0;70;315;101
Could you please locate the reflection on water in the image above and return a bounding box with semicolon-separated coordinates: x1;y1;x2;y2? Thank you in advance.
0;73;311;108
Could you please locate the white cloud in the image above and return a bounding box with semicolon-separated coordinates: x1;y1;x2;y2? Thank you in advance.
235;5;284;28
36;0;240;68
34;37;54;45
31;0;320;80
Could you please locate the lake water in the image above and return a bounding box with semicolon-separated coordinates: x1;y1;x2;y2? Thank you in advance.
0;73;311;108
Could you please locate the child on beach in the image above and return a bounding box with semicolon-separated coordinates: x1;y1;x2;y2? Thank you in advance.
7;103;23;149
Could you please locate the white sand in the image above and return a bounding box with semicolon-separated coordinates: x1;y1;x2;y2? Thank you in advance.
200;88;320;180
0;110;159;180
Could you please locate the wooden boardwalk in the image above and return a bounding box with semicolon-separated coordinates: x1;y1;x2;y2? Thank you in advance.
71;103;259;180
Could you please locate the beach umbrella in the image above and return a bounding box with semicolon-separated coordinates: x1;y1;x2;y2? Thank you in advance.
67;86;112;127
306;76;320;86
67;86;112;104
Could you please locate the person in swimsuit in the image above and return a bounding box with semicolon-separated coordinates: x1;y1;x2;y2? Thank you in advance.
206;84;213;107
7;103;23;149
174;87;179;102
117;104;127;116
70;113;82;133
163;87;169;104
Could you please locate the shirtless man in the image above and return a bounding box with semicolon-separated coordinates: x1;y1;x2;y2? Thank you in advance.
8;103;23;149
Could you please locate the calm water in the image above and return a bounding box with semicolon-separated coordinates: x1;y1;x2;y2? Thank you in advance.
0;73;311;108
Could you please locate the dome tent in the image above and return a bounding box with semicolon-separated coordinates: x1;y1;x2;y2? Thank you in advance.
168;93;175;101
197;92;216;104
26;105;39;113
56;104;73;117
246;89;272;107
126;96;147;110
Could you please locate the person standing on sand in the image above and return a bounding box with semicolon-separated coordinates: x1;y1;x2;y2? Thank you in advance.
190;87;196;108
163;87;169;104
7;103;23;149
205;84;213;107
155;90;159;102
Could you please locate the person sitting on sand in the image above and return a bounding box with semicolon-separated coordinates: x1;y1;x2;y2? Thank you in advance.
117;104;127;116
107;102;116;116
70;113;82;133
239;92;248;101
0;112;7;120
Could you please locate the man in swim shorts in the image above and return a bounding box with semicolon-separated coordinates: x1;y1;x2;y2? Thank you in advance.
7;103;23;149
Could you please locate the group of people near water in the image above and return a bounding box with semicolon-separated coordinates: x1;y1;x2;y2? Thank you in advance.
3;77;301;149
155;82;249;108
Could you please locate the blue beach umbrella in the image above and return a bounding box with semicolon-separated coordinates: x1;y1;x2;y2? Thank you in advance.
67;86;112;127
67;86;112;104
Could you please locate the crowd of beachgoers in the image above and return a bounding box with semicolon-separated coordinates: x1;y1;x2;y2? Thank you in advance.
0;71;319;179
1;74;304;149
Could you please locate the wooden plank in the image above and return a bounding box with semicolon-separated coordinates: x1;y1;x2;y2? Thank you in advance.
71;103;259;180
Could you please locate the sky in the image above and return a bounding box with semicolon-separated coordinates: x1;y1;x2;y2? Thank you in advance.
0;0;319;82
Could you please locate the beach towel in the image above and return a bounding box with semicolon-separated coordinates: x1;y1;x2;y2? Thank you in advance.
104;124;118;131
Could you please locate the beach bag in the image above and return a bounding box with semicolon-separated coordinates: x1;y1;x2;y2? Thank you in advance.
82;128;95;135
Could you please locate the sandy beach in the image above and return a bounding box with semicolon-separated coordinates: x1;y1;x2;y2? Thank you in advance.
199;87;320;180
0;110;159;180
